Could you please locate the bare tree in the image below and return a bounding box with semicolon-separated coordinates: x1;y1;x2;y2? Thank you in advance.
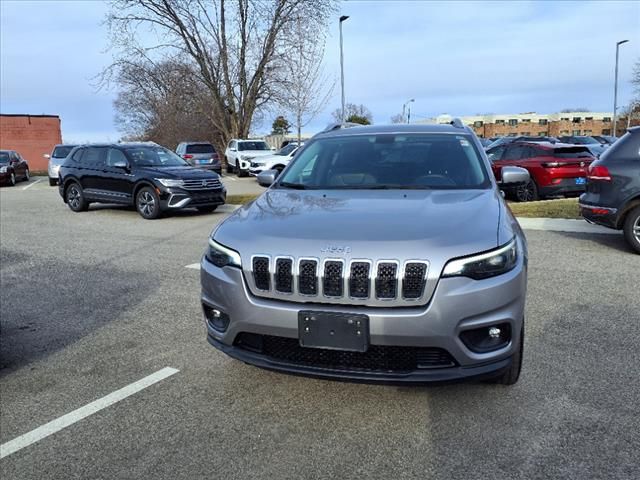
390;113;404;124
331;103;373;124
104;0;336;157
278;17;334;143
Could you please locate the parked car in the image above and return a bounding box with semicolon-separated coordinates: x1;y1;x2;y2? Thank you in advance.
201;123;530;385
176;142;221;174
478;137;493;148
58;143;225;219
487;142;594;202
0;150;30;186
557;136;607;157
486;135;559;150
248;142;302;177
591;135;617;146
580;126;640;254
224;139;274;177
46;144;77;186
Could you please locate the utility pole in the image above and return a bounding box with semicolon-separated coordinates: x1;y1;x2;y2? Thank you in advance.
339;16;349;123
612;39;629;137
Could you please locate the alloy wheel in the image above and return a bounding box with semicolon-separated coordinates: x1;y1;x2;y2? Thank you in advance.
138;191;156;217
634;216;640;244
516;181;535;202
67;186;81;209
10;173;16;186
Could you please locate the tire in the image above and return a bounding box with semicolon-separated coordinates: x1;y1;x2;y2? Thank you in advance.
8;172;16;186
515;179;539;202
65;182;88;212
622;205;640;254
491;322;524;386
237;168;248;178
135;186;161;219
49;177;57;186
197;206;218;213
24;169;30;182
225;159;233;174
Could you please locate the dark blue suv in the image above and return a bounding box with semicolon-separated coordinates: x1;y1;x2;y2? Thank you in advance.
580;127;640;253
58;143;226;219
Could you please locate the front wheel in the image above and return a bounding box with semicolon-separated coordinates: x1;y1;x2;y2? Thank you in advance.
623;206;640;254
8;172;16;186
136;186;161;219
515;179;539;202
225;159;233;174
24;169;30;182
49;177;57;186
197;206;218;213
66;182;88;212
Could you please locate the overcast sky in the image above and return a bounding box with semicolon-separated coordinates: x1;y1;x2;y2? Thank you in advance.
1;0;639;143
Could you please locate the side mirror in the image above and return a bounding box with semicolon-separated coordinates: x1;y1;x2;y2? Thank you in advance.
501;166;530;185
44;154;51;159
257;169;278;187
113;160;129;169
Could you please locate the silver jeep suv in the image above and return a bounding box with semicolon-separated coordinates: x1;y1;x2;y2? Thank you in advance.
201;122;529;385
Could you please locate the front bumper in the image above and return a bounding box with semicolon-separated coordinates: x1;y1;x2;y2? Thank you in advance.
579;199;619;229
48;163;61;179
159;187;226;210
0;171;11;184
201;254;526;384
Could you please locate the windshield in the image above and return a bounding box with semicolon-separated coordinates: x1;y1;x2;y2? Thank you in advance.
277;144;298;156
124;146;189;167
186;144;215;154
52;146;76;158
278;133;490;190
238;141;270;151
553;147;592;158
568;137;598;145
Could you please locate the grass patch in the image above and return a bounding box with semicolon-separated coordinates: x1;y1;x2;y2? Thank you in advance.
508;197;580;219
226;194;259;205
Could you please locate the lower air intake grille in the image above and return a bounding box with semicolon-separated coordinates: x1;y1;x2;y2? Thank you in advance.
376;263;398;299
323;261;343;297
402;262;427;299
252;257;270;290
234;333;456;372
275;258;293;293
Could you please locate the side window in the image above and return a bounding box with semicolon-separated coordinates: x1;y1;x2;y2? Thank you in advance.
83;147;107;167
228;141;236;150
72;148;85;162
486;146;505;162
504;146;526;160
107;148;128;167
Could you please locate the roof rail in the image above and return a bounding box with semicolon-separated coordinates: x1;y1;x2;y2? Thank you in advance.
450;118;465;129
315;122;362;136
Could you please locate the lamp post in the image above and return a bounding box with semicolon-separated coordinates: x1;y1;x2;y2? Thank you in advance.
339;15;349;123
402;99;415;124
612;39;629;137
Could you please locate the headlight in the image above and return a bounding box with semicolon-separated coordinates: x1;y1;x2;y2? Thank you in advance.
240;155;255;161
0;166;7;173
205;238;242;268
156;178;184;187
442;237;517;280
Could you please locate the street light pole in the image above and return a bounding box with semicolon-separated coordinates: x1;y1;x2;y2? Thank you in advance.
402;99;415;124
612;39;629;137
339;15;349;123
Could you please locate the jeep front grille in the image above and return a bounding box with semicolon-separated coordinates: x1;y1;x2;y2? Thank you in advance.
247;256;429;306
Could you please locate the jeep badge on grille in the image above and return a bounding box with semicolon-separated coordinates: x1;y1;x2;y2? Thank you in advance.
321;245;352;255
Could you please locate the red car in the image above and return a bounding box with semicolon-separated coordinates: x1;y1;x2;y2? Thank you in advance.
486;141;594;201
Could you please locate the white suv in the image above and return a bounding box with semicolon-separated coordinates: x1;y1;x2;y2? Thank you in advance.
224;139;274;177
248;143;302;177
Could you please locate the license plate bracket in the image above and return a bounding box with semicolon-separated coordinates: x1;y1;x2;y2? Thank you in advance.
298;311;369;352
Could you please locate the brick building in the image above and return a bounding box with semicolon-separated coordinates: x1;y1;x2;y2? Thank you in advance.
0;114;62;171
417;111;638;139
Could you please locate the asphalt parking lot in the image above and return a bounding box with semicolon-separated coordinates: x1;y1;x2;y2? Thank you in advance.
1;178;639;480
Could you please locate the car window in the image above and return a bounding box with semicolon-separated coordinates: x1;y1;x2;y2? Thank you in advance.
107;148;128;166
52;146;75;158
186;144;215;154
124;146;189;167
71;148;84;162
238;141;270;151
503;145;526;160
278;133;490;190
83;147;107;167
553;147;592;158
486;146;505;162
0;152;10;164
277;144;298;156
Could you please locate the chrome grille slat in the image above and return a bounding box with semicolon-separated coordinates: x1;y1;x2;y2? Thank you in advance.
275;258;293;293
349;261;371;298
323;260;344;297
298;259;318;295
375;262;398;299
252;256;270;291
402;262;428;299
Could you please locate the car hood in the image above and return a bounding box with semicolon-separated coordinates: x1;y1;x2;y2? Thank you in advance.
137;166;220;179
238;150;274;157
215;189;506;267
250;154;288;164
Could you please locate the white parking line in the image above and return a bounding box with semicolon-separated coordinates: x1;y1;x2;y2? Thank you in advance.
0;367;179;459
223;176;237;182
185;263;201;270
22;179;42;190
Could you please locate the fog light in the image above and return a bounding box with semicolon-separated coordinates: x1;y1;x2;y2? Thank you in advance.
460;323;511;353
203;304;230;332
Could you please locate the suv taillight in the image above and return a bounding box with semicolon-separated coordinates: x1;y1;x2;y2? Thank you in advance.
183;154;193;159
587;165;611;181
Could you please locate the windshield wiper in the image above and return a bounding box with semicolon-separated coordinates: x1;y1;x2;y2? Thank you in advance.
278;182;309;190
